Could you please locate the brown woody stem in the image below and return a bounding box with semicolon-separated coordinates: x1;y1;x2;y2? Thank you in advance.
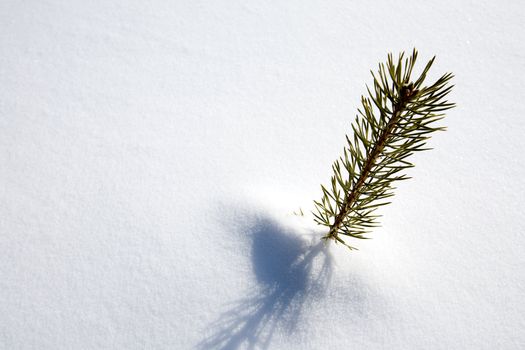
324;85;415;241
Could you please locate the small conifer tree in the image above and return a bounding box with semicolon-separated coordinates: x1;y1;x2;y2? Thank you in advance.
313;49;455;250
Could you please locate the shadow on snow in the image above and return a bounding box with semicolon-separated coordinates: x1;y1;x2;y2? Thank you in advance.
198;215;333;349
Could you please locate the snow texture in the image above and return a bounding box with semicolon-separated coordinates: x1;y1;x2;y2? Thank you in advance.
1;1;524;349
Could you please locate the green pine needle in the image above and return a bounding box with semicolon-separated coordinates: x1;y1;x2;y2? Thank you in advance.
314;49;455;250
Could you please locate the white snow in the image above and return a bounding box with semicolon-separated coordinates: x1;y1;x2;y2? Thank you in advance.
1;0;524;349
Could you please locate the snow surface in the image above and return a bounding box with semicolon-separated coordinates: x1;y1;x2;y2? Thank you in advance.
1;0;525;349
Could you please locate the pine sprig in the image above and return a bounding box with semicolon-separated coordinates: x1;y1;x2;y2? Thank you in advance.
313;49;455;250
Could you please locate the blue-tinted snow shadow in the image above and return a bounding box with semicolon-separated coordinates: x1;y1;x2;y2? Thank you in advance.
198;215;333;350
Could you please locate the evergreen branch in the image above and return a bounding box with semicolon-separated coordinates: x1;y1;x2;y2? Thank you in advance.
314;49;455;250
